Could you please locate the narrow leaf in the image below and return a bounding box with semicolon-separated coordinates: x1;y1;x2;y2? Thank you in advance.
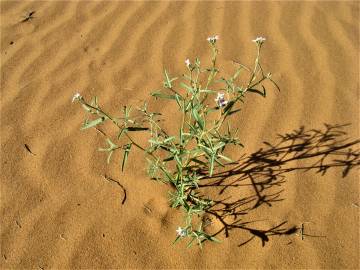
232;67;242;81
192;108;204;130
175;94;182;109
164;136;176;143
160;166;174;183
180;82;195;93
107;150;113;164
213;142;226;151
209;155;215;176
217;154;233;162
198;144;212;156
151;92;176;100
106;138;118;149
174;154;182;167
81;117;105;130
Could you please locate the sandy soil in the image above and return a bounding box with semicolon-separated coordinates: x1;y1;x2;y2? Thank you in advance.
1;1;359;269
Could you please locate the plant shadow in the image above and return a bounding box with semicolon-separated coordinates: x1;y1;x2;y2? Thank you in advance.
195;123;360;247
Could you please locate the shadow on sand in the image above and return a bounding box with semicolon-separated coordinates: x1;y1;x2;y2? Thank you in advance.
194;123;360;247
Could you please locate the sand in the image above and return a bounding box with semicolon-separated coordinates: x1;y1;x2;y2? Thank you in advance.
1;1;359;269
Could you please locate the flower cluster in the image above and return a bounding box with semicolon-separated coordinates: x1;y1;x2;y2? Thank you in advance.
176;227;187;237
72;92;82;102
215;92;228;108
252;36;266;44
207;35;219;44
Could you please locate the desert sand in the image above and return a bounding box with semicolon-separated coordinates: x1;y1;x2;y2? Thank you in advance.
1;1;359;269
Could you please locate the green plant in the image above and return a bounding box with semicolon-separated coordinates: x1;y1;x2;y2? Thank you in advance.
72;35;279;248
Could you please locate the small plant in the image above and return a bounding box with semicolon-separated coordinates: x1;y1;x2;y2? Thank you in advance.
73;35;279;248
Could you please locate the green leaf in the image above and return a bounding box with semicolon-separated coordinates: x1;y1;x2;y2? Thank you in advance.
160;166;173;183
180;128;184;145
107;138;118;149
182;73;192;81
164;136;176;143
186;237;196;248
224;79;235;92
174;154;182;168
107;150;113;164
236;86;244;95
198;144;212;156
164;69;171;88
217;154;233;163
180;82;195;94
214;157;225;167
175;94;182;109
210;236;221;243
232;67;242;81
81;117;105;130
124;106;132;119
209;155;215;176
192;108;204;130
148;138;160;145
91;96;98;106
203;234;221;243
213;141;226;151
151;92;177;100
121;143;132;172
184;101;192;112
187;122;197;134
99;138;118;152
82;104;92;112
163;70;177;88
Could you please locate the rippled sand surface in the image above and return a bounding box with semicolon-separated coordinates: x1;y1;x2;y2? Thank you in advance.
1;1;359;269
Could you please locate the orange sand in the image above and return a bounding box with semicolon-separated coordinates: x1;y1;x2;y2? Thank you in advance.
1;1;359;269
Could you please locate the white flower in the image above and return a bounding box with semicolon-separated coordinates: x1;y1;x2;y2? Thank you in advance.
207;35;219;43
72;92;82;102
215;92;228;107
176;227;187;237
252;36;266;43
215;92;224;100
185;59;190;67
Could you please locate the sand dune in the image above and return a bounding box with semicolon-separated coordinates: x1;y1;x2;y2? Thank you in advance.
1;1;359;269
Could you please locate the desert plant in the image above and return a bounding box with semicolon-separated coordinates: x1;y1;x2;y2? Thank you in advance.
72;35;279;248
